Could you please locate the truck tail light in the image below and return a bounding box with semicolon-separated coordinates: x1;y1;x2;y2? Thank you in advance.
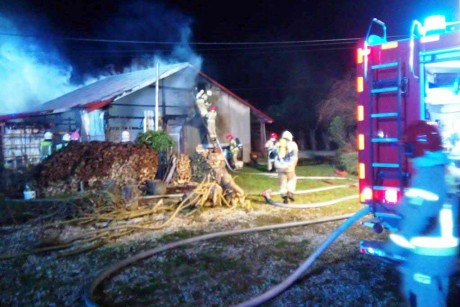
374;188;401;205
384;189;398;204
360;186;372;202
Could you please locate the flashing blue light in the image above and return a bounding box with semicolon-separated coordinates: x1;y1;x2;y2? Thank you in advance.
424;15;446;34
367;34;385;46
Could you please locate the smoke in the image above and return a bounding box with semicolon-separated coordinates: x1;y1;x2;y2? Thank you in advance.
0;14;76;115
0;0;202;116
76;0;202;82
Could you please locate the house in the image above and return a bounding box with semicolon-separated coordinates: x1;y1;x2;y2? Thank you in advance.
0;63;272;168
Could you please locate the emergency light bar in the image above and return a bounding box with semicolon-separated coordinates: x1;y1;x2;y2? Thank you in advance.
424;15;446;34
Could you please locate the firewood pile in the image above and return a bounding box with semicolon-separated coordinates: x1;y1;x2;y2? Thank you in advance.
181;175;249;209
190;147;225;183
187;147;249;208
190;152;214;183
170;154;192;185
36;142;158;197
0;146;251;260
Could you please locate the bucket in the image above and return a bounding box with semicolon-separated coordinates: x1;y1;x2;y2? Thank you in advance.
147;180;167;195
23;190;36;200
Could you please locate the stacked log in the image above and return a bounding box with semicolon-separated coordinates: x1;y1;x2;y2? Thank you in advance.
188;147;249;208
171;154;192;185
36;142;158;197
190;151;214;182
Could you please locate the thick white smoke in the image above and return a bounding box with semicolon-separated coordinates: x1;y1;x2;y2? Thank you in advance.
0;15;76;115
0;1;203;116
94;0;202;75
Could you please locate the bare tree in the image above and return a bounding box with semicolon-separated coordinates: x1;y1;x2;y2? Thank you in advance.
317;71;356;131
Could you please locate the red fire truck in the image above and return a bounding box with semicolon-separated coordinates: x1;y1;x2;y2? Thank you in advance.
356;15;460;233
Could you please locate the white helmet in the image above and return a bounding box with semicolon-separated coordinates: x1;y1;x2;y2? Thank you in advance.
62;133;71;142
44;131;53;140
281;131;293;141
121;130;130;142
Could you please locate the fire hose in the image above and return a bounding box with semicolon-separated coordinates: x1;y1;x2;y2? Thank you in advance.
214;136;239;173
83;195;365;306
236;199;370;306
261;189;358;209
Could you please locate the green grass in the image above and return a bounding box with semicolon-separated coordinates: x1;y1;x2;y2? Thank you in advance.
235;164;356;196
234;162;361;216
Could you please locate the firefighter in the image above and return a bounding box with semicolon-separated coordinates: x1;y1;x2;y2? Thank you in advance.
387;121;449;250
40;131;53;159
196;89;212;117
274;130;299;204
265;132;278;172
55;133;71;151
383;120;458;306
226;133;240;169
206;105;217;142
121;130;130;142
70;129;80;141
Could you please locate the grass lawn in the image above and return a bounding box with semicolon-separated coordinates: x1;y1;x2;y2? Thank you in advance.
234;162;361;218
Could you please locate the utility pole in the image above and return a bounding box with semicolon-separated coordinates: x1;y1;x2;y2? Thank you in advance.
155;62;160;131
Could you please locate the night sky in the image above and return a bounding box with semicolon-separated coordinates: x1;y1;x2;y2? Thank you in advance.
0;0;458;116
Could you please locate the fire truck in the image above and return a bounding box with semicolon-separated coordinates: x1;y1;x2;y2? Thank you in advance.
356;15;460;233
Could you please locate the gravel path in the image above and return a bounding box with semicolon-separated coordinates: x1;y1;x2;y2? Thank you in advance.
1;205;459;306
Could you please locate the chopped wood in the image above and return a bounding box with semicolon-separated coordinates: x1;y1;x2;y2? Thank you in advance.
36;142;158;197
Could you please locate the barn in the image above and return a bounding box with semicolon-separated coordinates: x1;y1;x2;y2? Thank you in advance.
0;63;272;169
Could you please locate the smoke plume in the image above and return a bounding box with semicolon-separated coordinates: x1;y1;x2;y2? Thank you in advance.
0;0;202;116
0;14;75;115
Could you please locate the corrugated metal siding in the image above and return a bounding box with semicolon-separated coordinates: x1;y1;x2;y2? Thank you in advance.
209;87;251;162
105;67;200;148
1;65;266;166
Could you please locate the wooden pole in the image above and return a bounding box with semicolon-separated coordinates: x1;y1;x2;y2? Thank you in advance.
155;62;160;131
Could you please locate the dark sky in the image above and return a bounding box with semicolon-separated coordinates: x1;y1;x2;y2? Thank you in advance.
0;0;458;114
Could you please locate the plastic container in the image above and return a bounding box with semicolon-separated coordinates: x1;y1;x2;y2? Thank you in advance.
23;190;36;200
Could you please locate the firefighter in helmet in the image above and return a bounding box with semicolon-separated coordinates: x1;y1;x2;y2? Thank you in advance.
56;133;71;151
384;120;458;306
206;105;217;142
71;129;80;141
196;89;211;117
265;132;278;172
226;133;240;169
40;131;54;159
274;131;299;203
390;120;450;245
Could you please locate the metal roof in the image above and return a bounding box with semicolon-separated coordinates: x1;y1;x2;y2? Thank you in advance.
0;62;272;123
40;62;191;113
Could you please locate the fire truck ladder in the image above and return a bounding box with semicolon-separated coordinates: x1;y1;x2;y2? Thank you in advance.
368;60;407;197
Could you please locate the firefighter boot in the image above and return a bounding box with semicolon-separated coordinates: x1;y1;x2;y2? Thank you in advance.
282;195;289;204
287;192;295;202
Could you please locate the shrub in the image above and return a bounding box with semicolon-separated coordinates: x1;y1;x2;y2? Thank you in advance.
135;130;174;152
328;116;357;175
335;150;358;175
